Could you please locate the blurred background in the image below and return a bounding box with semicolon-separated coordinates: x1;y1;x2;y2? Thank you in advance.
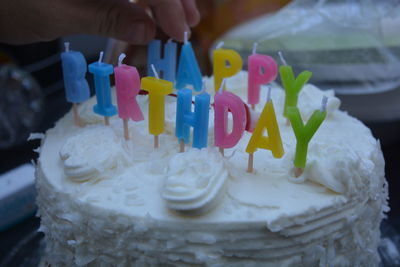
1;0;400;265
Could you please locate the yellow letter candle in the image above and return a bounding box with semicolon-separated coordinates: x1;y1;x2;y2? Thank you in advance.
287;96;328;176
246;88;284;172
213;42;243;92
141;66;173;148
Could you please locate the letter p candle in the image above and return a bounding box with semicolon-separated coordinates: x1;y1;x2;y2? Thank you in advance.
248;43;278;109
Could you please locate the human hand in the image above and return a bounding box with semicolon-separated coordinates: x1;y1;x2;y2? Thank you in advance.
0;0;200;45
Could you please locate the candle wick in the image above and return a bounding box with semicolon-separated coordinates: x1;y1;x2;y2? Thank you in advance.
278;51;287;66
184;31;189;44
151;64;160;79
64;42;70;52
252;42;258;55
216;41;224;50
267;85;272;102
98;51;104;64
118;53;126;67
320;96;328;113
219;78;227;93
200;79;207;94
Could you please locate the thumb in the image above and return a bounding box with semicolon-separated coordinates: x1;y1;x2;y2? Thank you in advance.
77;0;155;44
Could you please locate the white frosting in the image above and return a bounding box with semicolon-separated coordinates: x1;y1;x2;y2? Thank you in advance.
36;71;388;266
162;148;228;214
59;126;128;182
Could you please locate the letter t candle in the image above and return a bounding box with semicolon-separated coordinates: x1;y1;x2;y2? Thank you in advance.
141;65;173;148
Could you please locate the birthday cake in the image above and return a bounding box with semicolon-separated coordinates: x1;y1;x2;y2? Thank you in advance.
35;71;388;266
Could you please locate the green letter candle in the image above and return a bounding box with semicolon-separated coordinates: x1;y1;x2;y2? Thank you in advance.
280;66;312;117
287;97;327;172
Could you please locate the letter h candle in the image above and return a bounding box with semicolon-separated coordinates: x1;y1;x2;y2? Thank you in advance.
175;87;210;151
147;39;177;82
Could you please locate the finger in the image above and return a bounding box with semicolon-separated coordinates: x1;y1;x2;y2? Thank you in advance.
145;0;190;41
181;0;200;27
0;0;156;44
78;0;156;44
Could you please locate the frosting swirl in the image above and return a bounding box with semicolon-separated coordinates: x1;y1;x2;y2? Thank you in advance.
59;126;126;182
161;148;228;214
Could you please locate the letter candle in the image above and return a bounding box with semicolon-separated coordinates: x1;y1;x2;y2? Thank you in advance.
141;65;173;148
60;42;90;126
246;86;284;173
89;51;117;125
213;41;243;92
287;96;328;177
147;39;177;82
175;80;210;152
214;79;246;156
176;32;202;91
278;51;312;125
114;53;144;140
248;43;278;110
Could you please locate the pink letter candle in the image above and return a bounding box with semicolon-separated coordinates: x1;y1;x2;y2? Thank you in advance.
114;53;144;140
214;79;246;154
248;43;278;108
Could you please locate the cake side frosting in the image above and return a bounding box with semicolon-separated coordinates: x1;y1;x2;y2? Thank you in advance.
36;71;388;266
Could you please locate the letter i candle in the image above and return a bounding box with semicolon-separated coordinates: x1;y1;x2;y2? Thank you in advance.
60;42;90;126
89;51;117;125
114;53;144;140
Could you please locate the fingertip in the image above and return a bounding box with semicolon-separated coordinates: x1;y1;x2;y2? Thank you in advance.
187;8;200;27
182;0;200;27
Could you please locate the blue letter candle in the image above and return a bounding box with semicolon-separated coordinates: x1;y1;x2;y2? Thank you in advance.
147;39;177;83
88;53;117;117
175;88;210;149
61;47;90;103
176;40;202;92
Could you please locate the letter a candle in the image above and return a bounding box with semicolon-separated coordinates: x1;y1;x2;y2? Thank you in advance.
246;87;284;173
287;96;327;177
213;41;243;92
278;52;312;124
141;65;173;148
176;32;202;91
114;53;144;140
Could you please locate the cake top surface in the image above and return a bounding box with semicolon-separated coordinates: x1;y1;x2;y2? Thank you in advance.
38;71;382;231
